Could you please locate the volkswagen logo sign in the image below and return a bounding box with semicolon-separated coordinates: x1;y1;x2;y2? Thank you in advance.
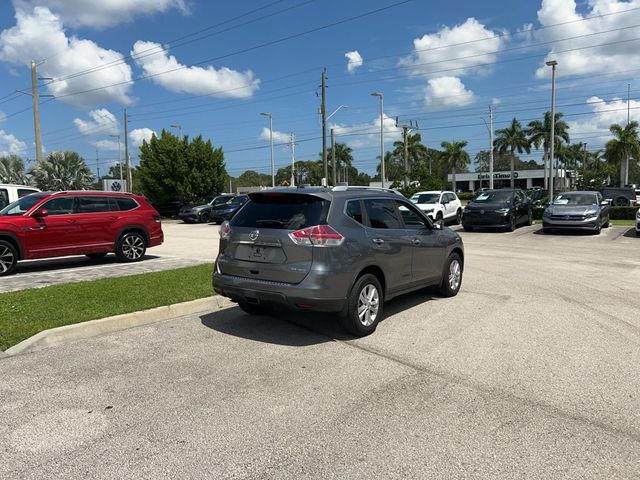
111;181;122;192
480;210;485;215
249;230;260;241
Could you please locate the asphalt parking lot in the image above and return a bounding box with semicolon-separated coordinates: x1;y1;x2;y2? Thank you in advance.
1;224;639;478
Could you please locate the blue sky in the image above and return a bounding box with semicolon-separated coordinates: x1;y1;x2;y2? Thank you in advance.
1;0;639;178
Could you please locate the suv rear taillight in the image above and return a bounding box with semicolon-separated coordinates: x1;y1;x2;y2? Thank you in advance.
289;225;344;246
220;221;231;240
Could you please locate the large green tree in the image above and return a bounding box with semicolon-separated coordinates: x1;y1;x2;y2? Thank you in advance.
137;130;227;204
494;117;531;188
236;170;271;187
29;151;94;190
441;140;470;192
0;155;28;184
527;111;570;189
604;121;640;186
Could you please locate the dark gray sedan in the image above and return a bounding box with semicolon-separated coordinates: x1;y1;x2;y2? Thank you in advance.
542;191;610;234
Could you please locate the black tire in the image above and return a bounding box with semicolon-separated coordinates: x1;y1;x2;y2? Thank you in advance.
636;230;640;237
463;224;474;232
543;227;553;234
507;212;516;232
341;274;383;336
526;209;533;226
199;211;211;223
455;209;462;225
0;240;18;277
115;232;147;262
439;253;463;297
238;301;272;315
86;253;108;259
613;196;629;207
602;218;610;228
593;219;602;235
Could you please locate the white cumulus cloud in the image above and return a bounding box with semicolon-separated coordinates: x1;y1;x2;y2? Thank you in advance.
0;7;133;107
129;128;156;148
424;76;475;107
74;108;119;136
0;130;28;156
400;18;504;108
534;0;640;78
345;50;363;73
12;0;188;29
259;127;291;145
567;96;640;140
331;114;402;149
93;139;120;151
0;111;6;123
132;40;260;98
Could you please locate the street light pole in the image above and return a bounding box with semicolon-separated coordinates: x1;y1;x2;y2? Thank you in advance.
326;105;348;186
489;105;494;190
371;92;385;189
546;60;558;201
170;123;183;139
260;112;275;187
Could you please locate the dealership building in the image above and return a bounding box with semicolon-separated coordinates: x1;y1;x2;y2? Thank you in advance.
447;168;568;191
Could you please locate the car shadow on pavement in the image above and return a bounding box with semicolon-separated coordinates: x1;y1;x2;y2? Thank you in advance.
15;254;161;274
622;227;639;238
200;287;439;346
531;227;597;236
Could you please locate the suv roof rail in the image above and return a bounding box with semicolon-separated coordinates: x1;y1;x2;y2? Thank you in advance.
331;185;404;196
50;190;135;196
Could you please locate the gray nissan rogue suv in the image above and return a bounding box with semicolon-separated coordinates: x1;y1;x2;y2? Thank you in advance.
212;187;464;336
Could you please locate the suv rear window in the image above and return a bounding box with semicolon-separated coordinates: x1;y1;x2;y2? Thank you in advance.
231;193;328;230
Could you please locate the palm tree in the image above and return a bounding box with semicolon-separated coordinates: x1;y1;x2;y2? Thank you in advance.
392;132;429;184
441;140;470;192
605;121;640;186
0;155;28;184
526;111;570;189
29;151;94;191
376;151;403;184
493;118;530;188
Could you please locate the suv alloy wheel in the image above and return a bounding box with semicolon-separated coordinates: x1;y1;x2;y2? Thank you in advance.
341;274;383;336
0;240;18;276
116;232;147;261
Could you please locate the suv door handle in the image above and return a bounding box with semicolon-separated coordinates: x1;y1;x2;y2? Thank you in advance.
66;219;77;224
412;238;421;245
371;238;384;245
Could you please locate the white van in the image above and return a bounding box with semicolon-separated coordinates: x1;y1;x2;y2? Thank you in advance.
0;184;41;210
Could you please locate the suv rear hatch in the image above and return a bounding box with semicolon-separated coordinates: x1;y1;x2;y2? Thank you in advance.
218;192;330;284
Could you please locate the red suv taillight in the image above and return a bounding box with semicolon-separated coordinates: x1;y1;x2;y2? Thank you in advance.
289;225;344;246
220;221;231;240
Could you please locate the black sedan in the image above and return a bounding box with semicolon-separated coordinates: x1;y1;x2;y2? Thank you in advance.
210;195;249;224
462;189;532;232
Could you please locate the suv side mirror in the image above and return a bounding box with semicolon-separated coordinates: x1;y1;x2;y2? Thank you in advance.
600;201;609;207
433;219;444;230
32;208;49;218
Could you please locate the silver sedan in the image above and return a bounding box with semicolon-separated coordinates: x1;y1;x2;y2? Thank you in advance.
542;191;610;234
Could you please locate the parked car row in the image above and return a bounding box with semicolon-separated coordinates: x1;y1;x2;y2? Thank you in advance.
179;194;249;224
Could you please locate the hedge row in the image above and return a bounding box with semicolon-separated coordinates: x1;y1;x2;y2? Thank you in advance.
532;206;639;220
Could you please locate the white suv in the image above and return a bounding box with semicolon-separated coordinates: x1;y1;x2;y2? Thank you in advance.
410;190;463;224
0;184;40;210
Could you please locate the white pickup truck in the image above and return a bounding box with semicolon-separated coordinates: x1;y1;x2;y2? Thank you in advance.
0;184;41;210
409;190;463;224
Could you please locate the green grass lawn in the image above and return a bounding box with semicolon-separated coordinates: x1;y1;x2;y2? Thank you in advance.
610;219;637;226
0;264;213;351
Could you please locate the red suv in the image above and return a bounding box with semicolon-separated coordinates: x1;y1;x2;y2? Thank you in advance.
0;191;163;276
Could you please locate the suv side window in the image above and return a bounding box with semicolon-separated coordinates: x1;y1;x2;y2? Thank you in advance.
0;189;8;209
345;200;364;225
18;189;38;198
396;201;426;229
77;196;112;213
363;199;402;229
445;193;455;203
42;196;75;215
114;197;138;211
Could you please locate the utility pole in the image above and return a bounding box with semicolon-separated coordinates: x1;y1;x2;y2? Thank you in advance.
96;149;100;183
395;118;418;188
321;68;328;186
625;83;631;186
489;105;494;190
331;128;336;185
582;142;587;186
547;60;558;200
124;109;131;192
30;60;45;163
290;132;296;187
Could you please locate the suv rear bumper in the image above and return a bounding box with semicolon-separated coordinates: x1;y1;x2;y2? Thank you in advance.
212;271;346;313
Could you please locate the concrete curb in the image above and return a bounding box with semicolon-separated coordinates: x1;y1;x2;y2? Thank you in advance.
5;296;236;357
